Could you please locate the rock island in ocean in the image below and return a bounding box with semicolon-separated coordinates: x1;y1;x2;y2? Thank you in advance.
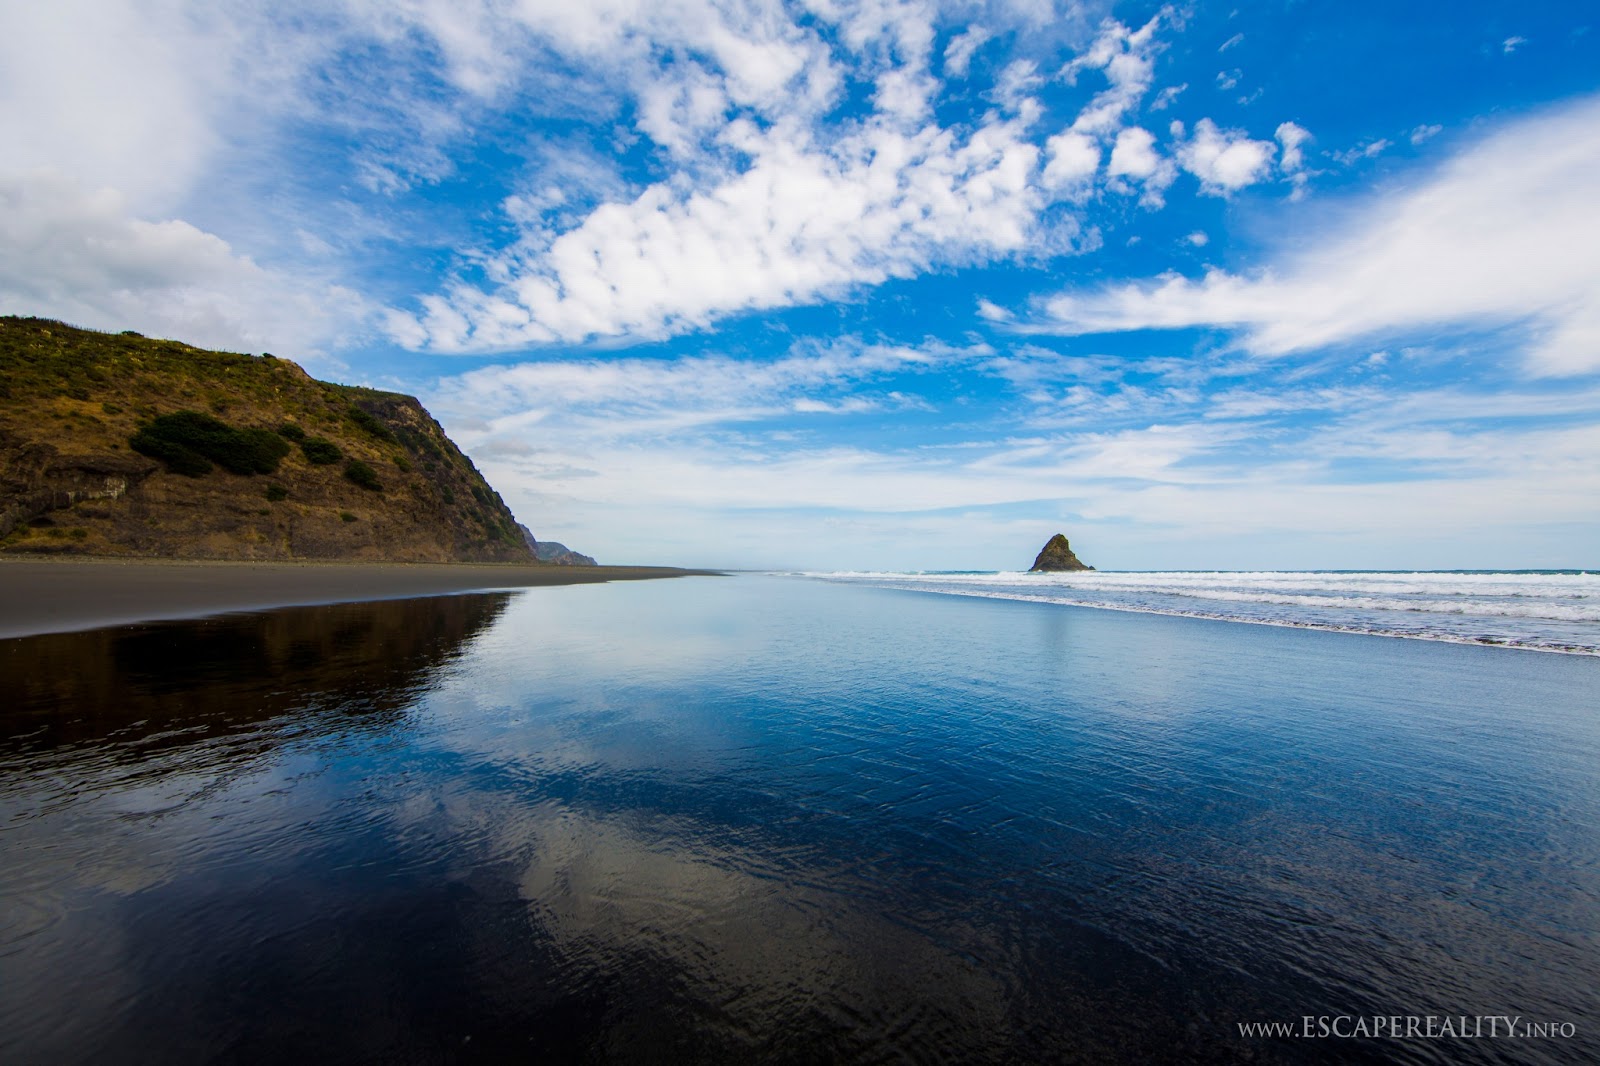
1029;533;1094;572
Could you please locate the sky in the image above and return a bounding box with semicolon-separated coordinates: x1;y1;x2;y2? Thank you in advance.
2;0;1597;571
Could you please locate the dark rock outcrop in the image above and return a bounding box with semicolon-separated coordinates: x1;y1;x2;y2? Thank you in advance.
0;433;158;538
1030;533;1093;572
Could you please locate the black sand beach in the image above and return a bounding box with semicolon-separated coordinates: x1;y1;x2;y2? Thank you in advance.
0;557;718;639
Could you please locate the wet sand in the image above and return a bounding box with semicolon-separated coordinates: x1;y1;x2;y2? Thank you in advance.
0;557;721;639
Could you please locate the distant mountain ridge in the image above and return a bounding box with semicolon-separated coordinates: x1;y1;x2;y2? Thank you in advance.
0;317;536;562
536;541;597;567
515;523;596;566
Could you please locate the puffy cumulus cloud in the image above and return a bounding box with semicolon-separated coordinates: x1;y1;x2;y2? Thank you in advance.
0;171;367;356
1274;121;1311;171
1036;94;1600;375
1041;130;1100;189
344;0;838;116
391;111;1047;350
942;26;991;76
976;298;1014;321
1061;12;1164;135
1176;118;1276;193
1275;121;1312;197
377;1;1329;352
385;2;1049;349
389;5;1292;352
1105;126;1175;205
1107;126;1162;177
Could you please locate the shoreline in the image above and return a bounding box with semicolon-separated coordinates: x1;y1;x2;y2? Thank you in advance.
0;556;723;640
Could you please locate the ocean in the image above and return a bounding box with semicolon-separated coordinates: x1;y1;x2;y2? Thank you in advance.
1;573;1596;1064
806;569;1600;655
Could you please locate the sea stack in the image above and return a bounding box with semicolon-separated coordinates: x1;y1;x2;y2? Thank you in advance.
1030;533;1094;572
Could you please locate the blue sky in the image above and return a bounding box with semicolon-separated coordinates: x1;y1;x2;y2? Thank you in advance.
3;1;1597;570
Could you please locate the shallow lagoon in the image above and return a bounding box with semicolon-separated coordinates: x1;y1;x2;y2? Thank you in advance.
2;575;1596;1063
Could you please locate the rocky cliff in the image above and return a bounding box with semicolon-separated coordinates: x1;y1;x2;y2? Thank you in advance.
0;317;535;562
1029;533;1094;572
535;541;598;567
516;523;597;566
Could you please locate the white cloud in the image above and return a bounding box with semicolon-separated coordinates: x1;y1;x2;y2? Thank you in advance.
1104;126;1176;207
0;0;228;214
1177;118;1276;192
1150;83;1185;111
943;26;992;77
0;0;1308;364
0;171;367;355
441;363;1600;568
1332;138;1391;165
1503;36;1527;54
1275;121;1312;197
1036;94;1600;375
1410;123;1443;145
1274;121;1311;171
1042;130;1100;188
433;337;987;440
1184;231;1208;247
391;108;1050;350
385;2;1168;349
1218;33;1243;53
1107;127;1160;179
1062;14;1164;134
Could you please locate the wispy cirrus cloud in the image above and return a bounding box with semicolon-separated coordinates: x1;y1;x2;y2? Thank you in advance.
432;336;989;441
424;317;1600;568
1035;93;1600;375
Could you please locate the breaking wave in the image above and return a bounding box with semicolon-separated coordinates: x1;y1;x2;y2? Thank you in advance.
801;570;1600;654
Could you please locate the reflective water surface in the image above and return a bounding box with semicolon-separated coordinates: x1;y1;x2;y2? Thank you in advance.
2;576;1597;1064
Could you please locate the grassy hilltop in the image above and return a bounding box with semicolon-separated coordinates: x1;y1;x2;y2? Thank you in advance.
0;317;535;562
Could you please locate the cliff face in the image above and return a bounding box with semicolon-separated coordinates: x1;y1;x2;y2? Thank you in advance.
1029;533;1093;572
536;541;598;567
0;317;535;562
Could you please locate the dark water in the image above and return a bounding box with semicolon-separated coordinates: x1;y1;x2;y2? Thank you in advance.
1;576;1597;1064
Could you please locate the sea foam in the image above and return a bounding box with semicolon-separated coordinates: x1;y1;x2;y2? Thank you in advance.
803;570;1600;654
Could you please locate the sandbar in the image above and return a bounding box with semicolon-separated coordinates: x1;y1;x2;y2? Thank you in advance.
0;557;721;639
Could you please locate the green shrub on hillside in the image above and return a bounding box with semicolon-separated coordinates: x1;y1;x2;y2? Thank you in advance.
277;423;306;440
344;459;382;491
130;411;290;477
300;437;341;464
347;405;396;443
